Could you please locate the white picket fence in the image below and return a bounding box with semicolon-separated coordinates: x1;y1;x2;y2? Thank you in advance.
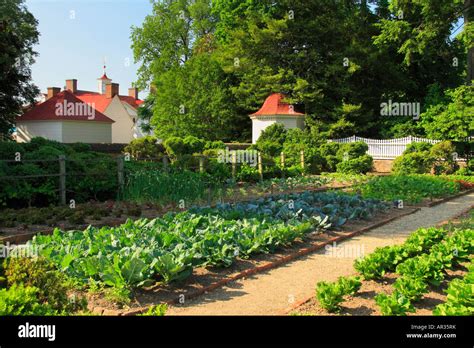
329;135;440;159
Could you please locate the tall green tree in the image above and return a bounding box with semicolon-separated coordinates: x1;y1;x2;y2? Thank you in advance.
0;0;39;137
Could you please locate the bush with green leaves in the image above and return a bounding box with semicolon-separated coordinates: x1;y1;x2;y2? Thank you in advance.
336;154;373;174
255;123;287;157
4;257;86;313
163;136;206;159
430;141;459;175
0;137;119;208
123;136;164;159
236;163;260;182
392;142;435;174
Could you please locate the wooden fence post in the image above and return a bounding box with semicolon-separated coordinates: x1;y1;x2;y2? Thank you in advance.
58;155;66;205
199;156;205;173
258;152;263;181
231;151;237;180
280;152;285;179
300;150;305;174
117;156;124;195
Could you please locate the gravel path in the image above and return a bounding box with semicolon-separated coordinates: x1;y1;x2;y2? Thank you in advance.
167;193;474;316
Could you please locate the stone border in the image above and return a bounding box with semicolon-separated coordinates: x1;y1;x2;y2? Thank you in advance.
281;203;474;315
106;208;421;316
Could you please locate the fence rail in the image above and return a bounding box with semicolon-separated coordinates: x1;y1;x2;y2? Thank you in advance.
329;135;441;159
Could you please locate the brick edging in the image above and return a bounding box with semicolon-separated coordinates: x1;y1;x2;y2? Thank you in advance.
426;188;474;207
113;208;420;316
281;203;474;315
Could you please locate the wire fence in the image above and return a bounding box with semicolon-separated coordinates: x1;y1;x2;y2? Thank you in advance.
0;150;309;207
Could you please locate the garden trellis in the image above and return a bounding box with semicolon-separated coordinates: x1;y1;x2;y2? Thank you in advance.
329;136;440;160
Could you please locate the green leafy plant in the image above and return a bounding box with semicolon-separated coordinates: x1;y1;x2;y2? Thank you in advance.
393;276;428;302
315;276;361;312
375;292;415;316
4;256;85;313
0;284;56;316
138;304;168;316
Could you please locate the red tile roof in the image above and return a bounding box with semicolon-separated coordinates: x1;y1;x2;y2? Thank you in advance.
250;93;305;116
17;90;114;123
75;90;143;113
99;73;110;80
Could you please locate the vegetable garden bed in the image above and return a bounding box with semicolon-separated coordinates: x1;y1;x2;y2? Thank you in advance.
291;209;474;316
87;204;415;315
16;190;402;314
0;177;355;244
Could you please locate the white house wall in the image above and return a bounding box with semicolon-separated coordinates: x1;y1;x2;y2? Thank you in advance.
103;96;135;143
16;121;63;143
251;116;305;144
62;121;112;143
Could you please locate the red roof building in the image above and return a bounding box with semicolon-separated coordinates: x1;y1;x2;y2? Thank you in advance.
250;93;306;143
250;93;305;116
16;72;147;144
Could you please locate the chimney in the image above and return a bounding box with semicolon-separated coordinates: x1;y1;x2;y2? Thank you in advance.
66;79;77;93
106;83;119;98
128;87;138;100
47;87;61;100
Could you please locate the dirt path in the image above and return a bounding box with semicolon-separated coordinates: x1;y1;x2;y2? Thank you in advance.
167;193;474;316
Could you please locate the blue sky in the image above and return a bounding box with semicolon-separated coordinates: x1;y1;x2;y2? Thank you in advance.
25;0;152;99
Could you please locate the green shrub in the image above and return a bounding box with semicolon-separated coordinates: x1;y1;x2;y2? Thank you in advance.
392;152;433;174
24;137;68;153
256;123;287;157
392;142;435;174
0;138;118;208
163;136;205;159
0;141;24;160
336;154;373;174
336;141;368;159
430;141;459;175
124;136;163;159
204;140;226;150
69;143;92;153
4;257;80;312
236;163;260;182
405;142;433;153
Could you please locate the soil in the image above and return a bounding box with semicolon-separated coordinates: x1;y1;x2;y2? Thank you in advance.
293;265;468;316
